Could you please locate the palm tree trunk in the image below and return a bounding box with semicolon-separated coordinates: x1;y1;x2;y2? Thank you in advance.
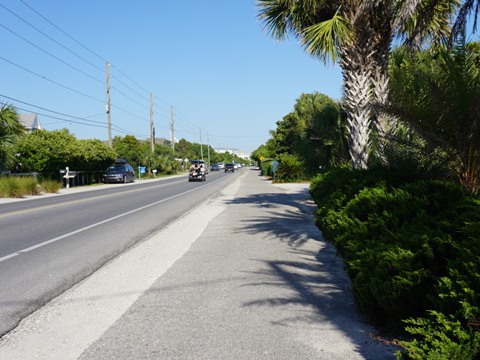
341;17;373;170
342;66;371;170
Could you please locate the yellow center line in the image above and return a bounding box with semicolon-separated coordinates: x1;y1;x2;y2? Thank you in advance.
0;179;186;218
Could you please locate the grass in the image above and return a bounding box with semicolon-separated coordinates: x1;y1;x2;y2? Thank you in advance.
0;177;61;198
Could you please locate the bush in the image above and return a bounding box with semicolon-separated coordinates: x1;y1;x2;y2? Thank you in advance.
0;177;21;197
310;166;480;358
21;177;41;196
260;159;274;177
273;154;305;183
399;311;480;359
41;179;62;193
0;176;41;197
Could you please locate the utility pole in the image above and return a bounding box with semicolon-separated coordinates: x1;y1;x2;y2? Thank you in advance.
200;128;203;160
170;106;175;153
207;132;211;166
150;93;154;152
105;62;112;147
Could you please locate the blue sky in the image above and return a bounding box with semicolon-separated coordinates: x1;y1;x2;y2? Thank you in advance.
0;0;343;154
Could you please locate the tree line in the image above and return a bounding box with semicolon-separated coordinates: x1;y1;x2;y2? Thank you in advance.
0;104;246;182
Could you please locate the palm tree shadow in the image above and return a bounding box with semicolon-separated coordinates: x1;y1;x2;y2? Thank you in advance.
225;189;320;248
224;190;396;359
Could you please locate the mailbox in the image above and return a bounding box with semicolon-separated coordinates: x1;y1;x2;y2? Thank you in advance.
62;167;77;188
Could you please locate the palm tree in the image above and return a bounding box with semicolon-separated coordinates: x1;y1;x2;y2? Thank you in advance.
0;103;24;170
257;0;457;169
380;37;480;194
451;0;480;41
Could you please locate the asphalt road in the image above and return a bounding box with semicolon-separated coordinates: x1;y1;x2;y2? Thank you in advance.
0;168;396;359
0;170;239;337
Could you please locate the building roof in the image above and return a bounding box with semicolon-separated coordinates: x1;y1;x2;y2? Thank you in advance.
18;113;42;131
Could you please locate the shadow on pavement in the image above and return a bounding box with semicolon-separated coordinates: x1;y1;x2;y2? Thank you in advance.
224;190;396;359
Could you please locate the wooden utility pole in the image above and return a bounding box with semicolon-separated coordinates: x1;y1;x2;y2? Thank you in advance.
207;132;211;166
200;127;203;160
106;62;112;147
170;106;175;153
150;93;154;152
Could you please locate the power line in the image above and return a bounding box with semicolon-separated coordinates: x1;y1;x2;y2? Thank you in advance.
0;23;103;84
0;1;104;73
1;94;151;138
111;74;149;102
111;104;149;123
9;0;159;112
0;56;104;103
0;94;105;126
19;0;105;63
12;0;157;112
1;1;213;144
111;85;149;110
110;63;151;96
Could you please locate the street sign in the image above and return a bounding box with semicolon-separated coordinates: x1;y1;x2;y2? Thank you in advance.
272;160;279;177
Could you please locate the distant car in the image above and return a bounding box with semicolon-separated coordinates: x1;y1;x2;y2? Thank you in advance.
218;163;225;170
103;159;135;183
224;163;235;172
210;163;220;171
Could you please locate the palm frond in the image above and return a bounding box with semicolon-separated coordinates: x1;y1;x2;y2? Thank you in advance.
399;0;459;49
301;8;352;64
451;0;479;41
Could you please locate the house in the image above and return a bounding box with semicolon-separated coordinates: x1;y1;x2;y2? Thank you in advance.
215;147;250;160
18;113;42;132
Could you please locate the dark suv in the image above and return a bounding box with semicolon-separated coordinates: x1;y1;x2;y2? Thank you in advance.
103;159;135;183
224;163;235;172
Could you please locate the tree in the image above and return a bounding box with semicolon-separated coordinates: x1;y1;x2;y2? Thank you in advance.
15;129;77;175
270;92;349;173
74;139;116;171
174;138;196;161
0;103;24;170
451;0;480;42
251;139;275;163
271;112;303;156
14;129;117;177
112;135;144;168
380;38;480;194
295;92;349;170
257;0;456;169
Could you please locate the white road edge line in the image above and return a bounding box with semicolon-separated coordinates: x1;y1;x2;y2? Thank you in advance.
0;177;224;264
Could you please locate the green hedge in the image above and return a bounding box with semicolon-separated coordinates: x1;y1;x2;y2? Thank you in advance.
310;167;480;358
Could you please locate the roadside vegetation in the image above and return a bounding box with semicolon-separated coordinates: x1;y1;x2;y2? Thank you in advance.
0;103;246;198
0;176;62;198
253;2;480;358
